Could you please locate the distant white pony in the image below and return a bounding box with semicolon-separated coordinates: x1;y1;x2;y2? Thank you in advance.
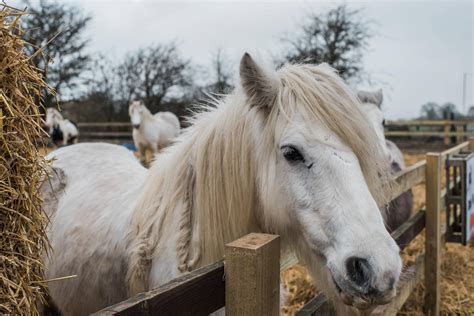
129;100;180;162
42;54;401;315
45;108;79;146
358;89;413;245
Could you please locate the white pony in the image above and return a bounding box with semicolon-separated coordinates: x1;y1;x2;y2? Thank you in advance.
42;54;402;315
129;100;180;162
45;108;79;146
356;90;404;167
357;89;413;245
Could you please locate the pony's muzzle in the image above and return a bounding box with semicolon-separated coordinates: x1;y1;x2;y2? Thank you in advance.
332;256;399;309
133;124;140;129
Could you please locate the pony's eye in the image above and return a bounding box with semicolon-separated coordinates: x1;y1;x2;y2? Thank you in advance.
282;146;305;162
382;119;386;127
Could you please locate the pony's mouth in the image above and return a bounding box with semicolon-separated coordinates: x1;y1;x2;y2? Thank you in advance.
329;272;394;310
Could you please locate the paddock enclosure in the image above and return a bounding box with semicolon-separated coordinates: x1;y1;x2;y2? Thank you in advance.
75;140;472;316
2;4;472;315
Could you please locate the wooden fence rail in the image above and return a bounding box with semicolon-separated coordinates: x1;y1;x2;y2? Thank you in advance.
76;122;132;143
74;120;474;146
384;120;474;145
93;234;281;316
93;261;225;316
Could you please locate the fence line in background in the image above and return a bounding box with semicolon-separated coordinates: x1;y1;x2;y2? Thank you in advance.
384;120;474;145
75;120;474;145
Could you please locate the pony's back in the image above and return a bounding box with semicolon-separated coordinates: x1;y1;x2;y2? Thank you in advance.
43;143;147;314
155;111;180;132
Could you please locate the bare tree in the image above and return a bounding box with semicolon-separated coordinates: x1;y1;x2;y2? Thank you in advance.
115;54;142;107
205;48;234;95
467;105;474;118
118;42;192;113
420;102;461;120
420;102;441;119
440;102;460;119
280;4;372;82
22;0;91;107
84;56;118;121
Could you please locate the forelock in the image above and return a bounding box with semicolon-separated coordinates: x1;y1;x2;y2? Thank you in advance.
271;63;391;205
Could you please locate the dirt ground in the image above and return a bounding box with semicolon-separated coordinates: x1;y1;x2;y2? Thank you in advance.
281;153;474;316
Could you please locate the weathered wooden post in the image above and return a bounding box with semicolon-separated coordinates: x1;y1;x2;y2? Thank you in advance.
444;121;451;145
424;153;442;316
225;233;280;316
469;137;474;150
455;123;464;144
448;113;457;144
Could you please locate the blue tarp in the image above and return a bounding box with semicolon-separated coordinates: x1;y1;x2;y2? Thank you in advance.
122;143;137;152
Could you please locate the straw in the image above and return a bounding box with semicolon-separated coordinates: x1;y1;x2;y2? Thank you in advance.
0;4;53;315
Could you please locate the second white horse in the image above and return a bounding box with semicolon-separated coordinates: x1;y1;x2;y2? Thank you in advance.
129;101;180;162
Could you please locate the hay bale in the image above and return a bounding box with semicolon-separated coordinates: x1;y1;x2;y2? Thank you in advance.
0;4;52;315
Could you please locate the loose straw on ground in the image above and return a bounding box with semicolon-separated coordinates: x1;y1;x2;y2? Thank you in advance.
0;4;52;315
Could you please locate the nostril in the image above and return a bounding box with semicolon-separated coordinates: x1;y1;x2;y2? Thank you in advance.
388;276;395;290
346;257;372;287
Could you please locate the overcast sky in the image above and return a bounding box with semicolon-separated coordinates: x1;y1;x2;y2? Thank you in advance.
17;0;474;119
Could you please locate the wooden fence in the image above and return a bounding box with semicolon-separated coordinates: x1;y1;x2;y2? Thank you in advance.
93;234;280;316
385;120;474;145
76;120;474;146
91;140;474;316
77;122;132;143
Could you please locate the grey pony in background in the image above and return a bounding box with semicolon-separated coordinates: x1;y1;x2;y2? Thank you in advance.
357;89;414;247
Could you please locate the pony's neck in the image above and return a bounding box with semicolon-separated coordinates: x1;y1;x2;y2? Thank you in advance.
130;94;262;273
142;107;154;121
53;118;63;128
51;111;64;126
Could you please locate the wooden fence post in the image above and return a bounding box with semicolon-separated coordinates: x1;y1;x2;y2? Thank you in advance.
469;137;474;150
457;124;465;143
444;122;451;145
424;153;442;316
225;233;280;316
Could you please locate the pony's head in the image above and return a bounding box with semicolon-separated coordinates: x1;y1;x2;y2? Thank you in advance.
357;89;390;161
45;108;63;133
239;55;401;309
129;100;149;129
130;54;402;309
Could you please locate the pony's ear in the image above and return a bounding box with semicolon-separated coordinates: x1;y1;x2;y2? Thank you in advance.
376;89;383;108
239;53;277;108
